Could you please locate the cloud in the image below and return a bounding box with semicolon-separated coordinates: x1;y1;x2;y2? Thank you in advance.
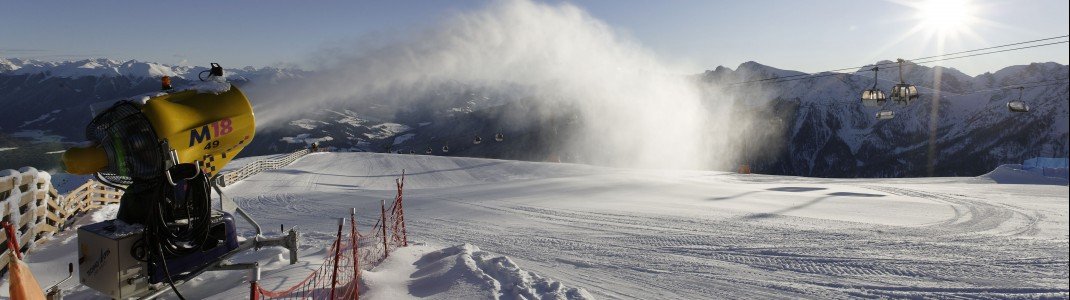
0;48;49;54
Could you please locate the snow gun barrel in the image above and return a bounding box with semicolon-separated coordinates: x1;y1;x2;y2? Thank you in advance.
62;83;256;178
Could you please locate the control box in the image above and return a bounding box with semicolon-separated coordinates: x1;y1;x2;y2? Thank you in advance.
78;220;150;299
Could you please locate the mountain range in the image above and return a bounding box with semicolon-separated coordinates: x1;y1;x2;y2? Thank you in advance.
1;57;1066;178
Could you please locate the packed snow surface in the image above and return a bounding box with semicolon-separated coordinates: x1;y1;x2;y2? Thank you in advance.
5;152;1068;299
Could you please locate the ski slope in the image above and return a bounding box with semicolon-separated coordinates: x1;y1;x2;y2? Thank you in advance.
6;152;1069;299
228;152;1068;299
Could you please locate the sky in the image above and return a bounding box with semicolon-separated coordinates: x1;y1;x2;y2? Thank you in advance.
2;0;1067;76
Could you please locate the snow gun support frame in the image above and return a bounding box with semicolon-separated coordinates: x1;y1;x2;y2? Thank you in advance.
128;179;298;300
135;190;299;300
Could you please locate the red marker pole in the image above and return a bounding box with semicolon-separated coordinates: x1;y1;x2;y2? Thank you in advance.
351;208;360;300
249;264;261;300
2;221;22;259
381;200;389;259
395;170;407;247
329;218;343;300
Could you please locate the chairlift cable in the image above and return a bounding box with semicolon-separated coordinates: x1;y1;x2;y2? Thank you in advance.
954;79;1069;95
910;35;1068;61
787;81;1068;108
910;41;1069;65
728;35;1069;86
739;41;1069;86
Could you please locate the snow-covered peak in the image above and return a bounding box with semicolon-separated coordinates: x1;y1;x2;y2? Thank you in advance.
736;61;805;78
0;58;22;72
984;62;1069;86
0;57;302;80
701;61;807;84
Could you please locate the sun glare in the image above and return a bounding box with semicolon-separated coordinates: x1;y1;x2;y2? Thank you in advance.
916;0;977;35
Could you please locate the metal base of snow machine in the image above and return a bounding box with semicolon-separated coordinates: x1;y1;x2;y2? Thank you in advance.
78;206;299;299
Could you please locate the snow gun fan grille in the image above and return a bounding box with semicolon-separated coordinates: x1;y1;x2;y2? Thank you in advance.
86;101;164;185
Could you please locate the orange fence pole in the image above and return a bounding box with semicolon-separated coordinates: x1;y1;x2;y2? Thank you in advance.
380;200;389;259
350;208;360;300
395;170;407;247
249;264;261;300
3;221;22;260
329;218;343;300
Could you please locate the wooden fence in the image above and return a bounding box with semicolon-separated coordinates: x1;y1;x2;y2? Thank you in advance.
1;169;121;272
0;148;314;274
217;149;311;187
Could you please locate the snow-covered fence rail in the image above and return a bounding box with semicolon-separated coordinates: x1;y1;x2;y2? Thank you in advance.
217;149;312;187
0;168;120;274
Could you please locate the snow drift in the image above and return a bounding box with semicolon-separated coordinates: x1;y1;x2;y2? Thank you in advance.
364;244;592;300
980;164;1069;185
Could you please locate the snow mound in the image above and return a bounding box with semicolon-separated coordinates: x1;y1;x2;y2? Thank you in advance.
89;204;121;223
366;244;592;300
979;164;1069;185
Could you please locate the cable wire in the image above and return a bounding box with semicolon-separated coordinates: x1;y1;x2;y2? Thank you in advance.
911;41;1069;65
910;35;1068;61
726;35;1069;86
732;40;1069;86
954;79;1069;95
780;80;1068;108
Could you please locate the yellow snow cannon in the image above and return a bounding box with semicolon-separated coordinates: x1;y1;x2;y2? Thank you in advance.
141;83;256;176
63;79;255;181
62;65;299;300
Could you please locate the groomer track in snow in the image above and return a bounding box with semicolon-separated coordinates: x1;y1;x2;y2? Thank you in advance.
221;152;1068;299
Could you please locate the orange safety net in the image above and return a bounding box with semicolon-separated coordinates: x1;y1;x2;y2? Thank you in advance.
255;171;408;300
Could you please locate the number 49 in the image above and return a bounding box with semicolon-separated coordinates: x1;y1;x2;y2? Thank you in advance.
203;140;220;150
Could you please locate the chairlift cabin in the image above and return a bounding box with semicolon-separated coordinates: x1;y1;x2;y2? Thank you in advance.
891;85;918;105
876;110;896;120
495;132;505;142
473;136;483;144
1007;101;1030;112
442;145;450;153
425;147;433;154
890;59;919;105
1007;87;1030;113
860;67;886;108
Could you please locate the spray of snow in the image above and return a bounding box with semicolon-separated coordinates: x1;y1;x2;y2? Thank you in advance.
246;0;761;170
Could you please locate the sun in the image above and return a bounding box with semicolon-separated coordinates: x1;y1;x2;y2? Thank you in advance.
915;0;978;35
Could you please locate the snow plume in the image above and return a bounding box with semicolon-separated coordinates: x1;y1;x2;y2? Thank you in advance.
247;0;755;169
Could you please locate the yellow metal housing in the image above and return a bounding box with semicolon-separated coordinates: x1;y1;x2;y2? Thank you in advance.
62;146;109;175
140;85;256;177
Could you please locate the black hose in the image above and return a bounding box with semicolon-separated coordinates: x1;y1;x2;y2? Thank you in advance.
129;174;215;297
156;228;188;300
